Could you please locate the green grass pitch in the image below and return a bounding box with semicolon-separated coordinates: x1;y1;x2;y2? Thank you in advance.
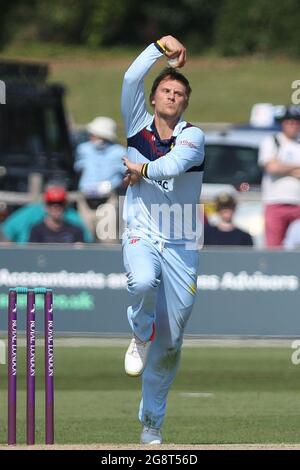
1;344;300;445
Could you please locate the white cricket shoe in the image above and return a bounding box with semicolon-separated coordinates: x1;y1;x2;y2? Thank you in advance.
140;426;162;445
124;336;152;377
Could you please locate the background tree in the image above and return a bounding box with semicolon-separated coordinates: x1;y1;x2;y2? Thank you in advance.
216;0;300;56
1;0;300;57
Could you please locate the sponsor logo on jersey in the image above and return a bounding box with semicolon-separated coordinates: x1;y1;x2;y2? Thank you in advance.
129;238;140;244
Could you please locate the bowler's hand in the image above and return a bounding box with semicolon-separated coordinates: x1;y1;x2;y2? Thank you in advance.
123;171;141;187
123;158;143;185
158;35;186;68
123;172;131;188
291;168;300;179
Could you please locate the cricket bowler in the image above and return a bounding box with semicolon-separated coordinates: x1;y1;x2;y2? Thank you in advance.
121;35;205;444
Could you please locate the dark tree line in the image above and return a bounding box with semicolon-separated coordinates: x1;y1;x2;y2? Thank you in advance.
1;0;300;56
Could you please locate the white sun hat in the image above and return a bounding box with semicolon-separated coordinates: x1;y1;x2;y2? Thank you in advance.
86;116;117;141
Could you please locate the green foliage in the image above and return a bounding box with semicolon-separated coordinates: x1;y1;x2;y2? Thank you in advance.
138;0;223;52
35;0;88;44
267;0;300;56
83;0;128;47
216;0;300;56
0;0;27;50
2;0;300;56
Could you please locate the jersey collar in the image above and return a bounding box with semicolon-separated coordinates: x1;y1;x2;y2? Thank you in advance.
146;117;187;139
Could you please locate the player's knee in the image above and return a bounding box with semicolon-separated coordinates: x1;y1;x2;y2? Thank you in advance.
169;334;183;351
128;273;159;296
153;344;182;372
154;324;183;347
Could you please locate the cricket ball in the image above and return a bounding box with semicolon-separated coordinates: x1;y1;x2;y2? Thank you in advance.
167;56;180;68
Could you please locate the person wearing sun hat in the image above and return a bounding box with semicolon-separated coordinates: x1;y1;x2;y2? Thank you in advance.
74;116;127;240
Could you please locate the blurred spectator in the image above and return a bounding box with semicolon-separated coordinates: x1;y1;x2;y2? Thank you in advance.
0;202;9;241
0;202;8;223
74;116;126;241
259;105;300;247
283;219;300;249
29;187;84;243
205;193;253;246
0;184;93;243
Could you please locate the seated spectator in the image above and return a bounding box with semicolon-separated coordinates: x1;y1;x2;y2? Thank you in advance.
283;218;300;249
205;193;253;246
74;116;126;241
0;202;9;241
29;187;84;243
0;184;93;243
0;202;8;223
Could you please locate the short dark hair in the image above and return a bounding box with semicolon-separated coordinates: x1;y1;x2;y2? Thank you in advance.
149;67;192;105
215;192;236;211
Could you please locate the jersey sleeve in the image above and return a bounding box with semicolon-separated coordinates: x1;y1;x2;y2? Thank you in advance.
1;204;44;242
1;212;21;241
143;127;205;180
121;43;163;138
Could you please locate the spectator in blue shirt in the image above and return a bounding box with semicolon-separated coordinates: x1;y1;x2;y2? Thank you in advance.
74;116;127;241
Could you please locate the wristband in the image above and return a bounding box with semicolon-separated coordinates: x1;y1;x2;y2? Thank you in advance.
156;40;167;54
141;163;149;178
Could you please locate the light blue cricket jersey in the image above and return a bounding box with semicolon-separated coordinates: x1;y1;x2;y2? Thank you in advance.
121;43;205;244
